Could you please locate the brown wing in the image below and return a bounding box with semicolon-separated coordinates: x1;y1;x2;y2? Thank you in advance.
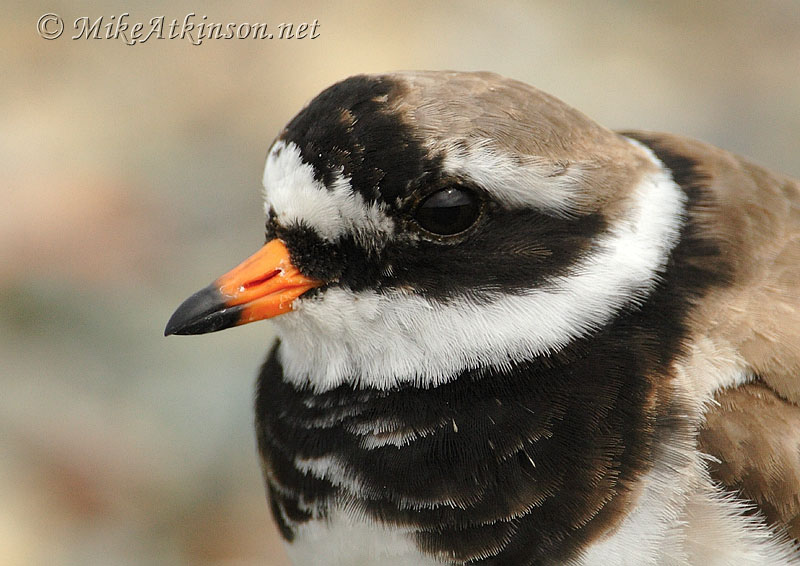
699;381;800;539
625;131;800;539
624;131;800;400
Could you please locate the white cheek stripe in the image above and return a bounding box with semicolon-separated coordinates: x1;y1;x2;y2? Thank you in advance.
442;141;591;217
272;142;687;391
263;140;394;242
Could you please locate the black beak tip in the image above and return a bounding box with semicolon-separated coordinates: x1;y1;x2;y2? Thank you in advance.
164;285;242;336
163;316;185;336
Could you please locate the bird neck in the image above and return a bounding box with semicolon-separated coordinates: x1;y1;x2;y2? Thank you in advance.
256;284;696;563
255;142;736;563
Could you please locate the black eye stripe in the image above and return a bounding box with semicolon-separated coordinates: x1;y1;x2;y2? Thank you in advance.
413;187;482;236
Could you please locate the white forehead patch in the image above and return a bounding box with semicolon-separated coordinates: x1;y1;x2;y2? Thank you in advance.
271;142;688;391
262;141;394;242
441;141;591;217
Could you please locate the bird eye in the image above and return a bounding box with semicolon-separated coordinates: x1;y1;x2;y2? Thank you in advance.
413;187;482;236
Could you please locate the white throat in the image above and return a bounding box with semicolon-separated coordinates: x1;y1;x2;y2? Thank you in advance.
269;142;686;391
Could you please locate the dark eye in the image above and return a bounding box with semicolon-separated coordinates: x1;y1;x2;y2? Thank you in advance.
414;187;482;236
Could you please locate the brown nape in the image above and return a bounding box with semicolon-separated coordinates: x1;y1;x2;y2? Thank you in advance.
699;380;800;541
622;131;800;406
387;71;655;215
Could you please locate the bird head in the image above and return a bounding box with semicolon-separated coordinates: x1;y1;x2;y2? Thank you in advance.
165;71;684;391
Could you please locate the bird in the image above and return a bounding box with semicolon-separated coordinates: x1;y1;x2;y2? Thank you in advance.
165;71;800;565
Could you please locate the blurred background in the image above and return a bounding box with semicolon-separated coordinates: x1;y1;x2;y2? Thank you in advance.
3;1;799;565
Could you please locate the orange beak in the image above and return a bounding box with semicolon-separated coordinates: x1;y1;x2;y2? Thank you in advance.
164;239;324;336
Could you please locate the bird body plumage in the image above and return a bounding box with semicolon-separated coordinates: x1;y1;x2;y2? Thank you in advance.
168;71;800;565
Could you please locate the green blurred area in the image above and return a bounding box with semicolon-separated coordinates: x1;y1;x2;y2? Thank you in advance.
2;1;799;565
